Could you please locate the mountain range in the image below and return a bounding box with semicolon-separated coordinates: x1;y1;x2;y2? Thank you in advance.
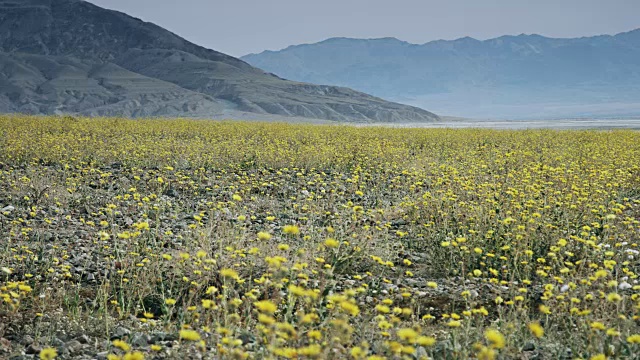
0;0;438;122
242;30;640;119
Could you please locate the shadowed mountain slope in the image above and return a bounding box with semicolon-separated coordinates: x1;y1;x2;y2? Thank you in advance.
0;0;438;122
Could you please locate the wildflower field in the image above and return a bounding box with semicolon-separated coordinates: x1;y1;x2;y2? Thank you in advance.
1;115;639;360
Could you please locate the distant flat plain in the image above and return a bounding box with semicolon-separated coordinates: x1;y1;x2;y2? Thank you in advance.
379;117;640;130
222;112;640;129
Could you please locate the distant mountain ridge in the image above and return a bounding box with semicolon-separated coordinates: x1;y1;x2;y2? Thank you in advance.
0;0;438;122
242;29;640;119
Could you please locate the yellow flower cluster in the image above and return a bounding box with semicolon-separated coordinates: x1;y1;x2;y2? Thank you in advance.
0;115;639;359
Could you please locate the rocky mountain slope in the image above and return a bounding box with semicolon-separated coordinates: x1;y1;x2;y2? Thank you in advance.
0;0;439;122
0;52;227;117
242;30;640;119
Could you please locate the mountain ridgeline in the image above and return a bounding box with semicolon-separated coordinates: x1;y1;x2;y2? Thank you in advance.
242;30;640;119
0;0;438;122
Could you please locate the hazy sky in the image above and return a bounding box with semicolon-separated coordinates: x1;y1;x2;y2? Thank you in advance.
88;0;639;57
